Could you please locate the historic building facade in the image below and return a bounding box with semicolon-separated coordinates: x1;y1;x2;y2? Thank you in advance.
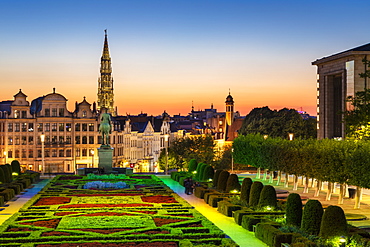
312;43;370;139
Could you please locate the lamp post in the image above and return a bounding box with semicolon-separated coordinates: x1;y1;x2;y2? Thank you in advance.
91;150;94;168
164;134;169;175
231;148;234;174
41;133;45;177
3;151;6;164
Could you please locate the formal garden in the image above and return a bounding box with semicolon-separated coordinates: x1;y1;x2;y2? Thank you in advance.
0;172;237;247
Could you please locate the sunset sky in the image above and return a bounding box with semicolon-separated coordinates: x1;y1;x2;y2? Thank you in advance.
1;0;370;117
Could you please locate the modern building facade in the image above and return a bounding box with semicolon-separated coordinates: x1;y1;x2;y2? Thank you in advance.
312;43;370;139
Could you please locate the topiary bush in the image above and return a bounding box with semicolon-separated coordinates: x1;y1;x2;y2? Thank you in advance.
195;162;206;180
11;160;21;174
188;159;198;173
217;170;230;192
249;181;264;208
240;177;253;206
225;174;241;193
213;170;223;188
0;165;11;183
286;193;302;227
202;165;215;181
5;164;13;182
0;167;5;184
258;185;277;209
319;205;348;239
301;199;323;236
198;163;209;181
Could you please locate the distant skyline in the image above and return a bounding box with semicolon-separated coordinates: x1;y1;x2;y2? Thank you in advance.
2;0;370;117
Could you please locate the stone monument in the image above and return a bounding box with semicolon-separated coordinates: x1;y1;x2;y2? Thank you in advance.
98;108;113;173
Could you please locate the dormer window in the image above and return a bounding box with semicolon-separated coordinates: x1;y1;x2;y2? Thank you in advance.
14;110;19;118
82;111;87;118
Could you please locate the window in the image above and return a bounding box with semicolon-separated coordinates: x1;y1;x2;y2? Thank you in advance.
66;149;71;157
37;123;43;132
75;123;80;131
37;150;41;158
66;136;71;144
59;136;64;144
52;123;57;132
76;148;80;157
8;123;13;132
82;136;87;144
59;123;64;131
15;150;19;158
21;111;27;118
15;136;20;145
82;148;87;157
28;149;33;158
15;123;20;132
45;123;50;132
22;149;26;158
28;123;34;132
14;110;19;118
52;149;57;157
52;136;57;144
8;150;12;158
45;108;50;116
22;123;27;132
52;108;57;117
66;123;71;131
29;136;34;145
75;136;80;144
45;150;50;157
89;123;94;131
59;149;64;157
45;136;50;144
82;111;87;117
8;137;13;145
22;136;27;145
98;136;102;144
59;108;64;117
82;123;87;131
89;136;94;144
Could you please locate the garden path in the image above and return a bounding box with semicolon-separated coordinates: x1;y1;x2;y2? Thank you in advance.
159;175;268;247
0;178;50;225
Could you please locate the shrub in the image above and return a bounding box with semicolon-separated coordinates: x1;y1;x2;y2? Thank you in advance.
319;205;348;239
213;170;223;187
258;185;277;209
225;174;241;192
0;165;11;183
301;199;323;236
196;163;206;180
11;160;21;174
202;165;215;181
0;167;5;184
188;159;198;173
217;170;230;192
198;163;209;181
286;193;302;227
249;181;264;208
240;177;253;206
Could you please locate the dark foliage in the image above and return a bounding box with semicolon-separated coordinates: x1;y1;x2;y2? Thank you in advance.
301;199;323;236
319;205;348;239
225;174;241;193
217;170;230;192
213;170;223;188
257;185;277;209
249;181;264;208
286;193;302;227
240;177;253;206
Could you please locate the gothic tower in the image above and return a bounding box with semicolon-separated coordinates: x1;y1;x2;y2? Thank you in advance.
225;91;234;126
97;30;115;115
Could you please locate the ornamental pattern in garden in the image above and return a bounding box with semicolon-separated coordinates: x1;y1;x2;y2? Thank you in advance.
0;174;237;247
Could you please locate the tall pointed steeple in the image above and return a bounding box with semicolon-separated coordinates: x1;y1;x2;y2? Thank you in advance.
97;29;115;115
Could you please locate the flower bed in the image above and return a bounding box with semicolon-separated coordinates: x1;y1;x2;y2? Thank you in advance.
0;174;237;246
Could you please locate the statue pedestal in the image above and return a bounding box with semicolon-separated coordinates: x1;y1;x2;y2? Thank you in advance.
98;145;113;173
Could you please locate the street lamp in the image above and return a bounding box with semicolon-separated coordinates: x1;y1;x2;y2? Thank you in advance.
288;133;294;141
164;134;169;175
91;150;94;168
231;148;234;174
3;151;6;164
40;133;45;176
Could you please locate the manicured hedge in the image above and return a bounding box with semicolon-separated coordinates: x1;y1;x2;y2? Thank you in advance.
255;223;293;247
11;160;21;174
225;174;241;193
188;159;198;173
213;170;223;188
319;205;348;239
286;193;302;227
202;165;215;181
258;185;277;209
301;199;323;236
248;181;263;208
240;177;253;206
217;170;230;192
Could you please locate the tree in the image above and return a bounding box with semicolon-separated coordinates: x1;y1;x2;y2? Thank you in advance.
343;89;370;139
239;106;316;139
158;148;179;171
188;159;198;172
11;160;21;174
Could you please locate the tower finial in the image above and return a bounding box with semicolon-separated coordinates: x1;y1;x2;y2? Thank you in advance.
104;29;107;35
229;88;231;95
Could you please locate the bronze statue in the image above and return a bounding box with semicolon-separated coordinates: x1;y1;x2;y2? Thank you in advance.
99;108;111;145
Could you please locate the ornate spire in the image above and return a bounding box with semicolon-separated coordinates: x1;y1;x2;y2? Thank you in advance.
97;29;115;116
